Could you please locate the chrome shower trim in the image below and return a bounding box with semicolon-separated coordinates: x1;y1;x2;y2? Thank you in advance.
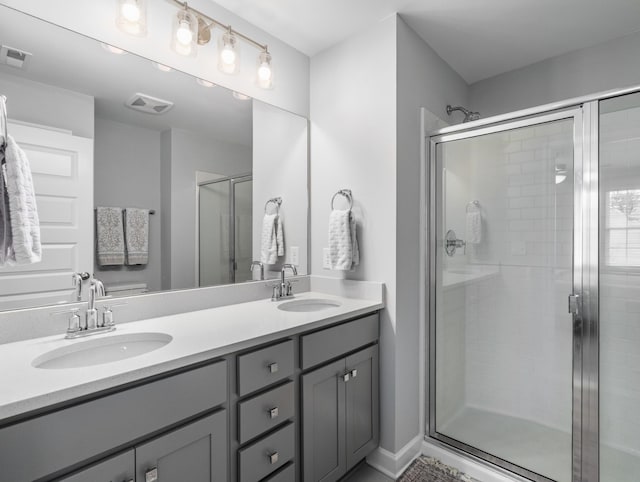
432;83;640;137
445;104;480;123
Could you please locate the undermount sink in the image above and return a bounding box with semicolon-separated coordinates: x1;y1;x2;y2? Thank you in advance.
277;298;342;313
32;332;173;370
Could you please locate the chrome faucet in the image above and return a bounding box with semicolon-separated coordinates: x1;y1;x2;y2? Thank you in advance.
272;264;297;301
54;277;125;339
250;261;265;280
71;271;90;302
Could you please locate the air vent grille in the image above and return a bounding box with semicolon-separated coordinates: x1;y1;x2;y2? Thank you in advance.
0;45;32;69
125;93;174;115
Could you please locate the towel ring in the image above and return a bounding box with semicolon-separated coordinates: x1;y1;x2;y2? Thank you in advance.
264;197;282;214
331;189;353;210
466;200;480;212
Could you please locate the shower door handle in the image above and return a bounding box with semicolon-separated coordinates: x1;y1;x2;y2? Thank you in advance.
568;294;580;315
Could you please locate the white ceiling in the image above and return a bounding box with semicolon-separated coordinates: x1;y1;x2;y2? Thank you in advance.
210;0;640;83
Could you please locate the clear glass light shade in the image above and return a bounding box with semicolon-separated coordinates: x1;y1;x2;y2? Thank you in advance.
218;32;239;74
116;0;147;37
256;51;273;89
171;9;198;57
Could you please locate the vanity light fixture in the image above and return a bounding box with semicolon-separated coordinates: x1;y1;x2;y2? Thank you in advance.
116;0;147;37
171;4;198;57
218;29;239;74
117;0;274;89
256;49;273;89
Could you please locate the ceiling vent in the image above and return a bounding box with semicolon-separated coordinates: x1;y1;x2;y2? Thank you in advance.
125;93;174;115
0;45;32;70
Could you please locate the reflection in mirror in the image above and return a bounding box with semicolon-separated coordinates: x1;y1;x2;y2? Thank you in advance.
0;6;308;312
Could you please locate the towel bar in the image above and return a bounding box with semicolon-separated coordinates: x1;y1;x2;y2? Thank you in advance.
264;197;282;214
331;189;353;210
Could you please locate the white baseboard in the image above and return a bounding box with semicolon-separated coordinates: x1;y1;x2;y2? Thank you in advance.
366;434;423;479
421;440;520;482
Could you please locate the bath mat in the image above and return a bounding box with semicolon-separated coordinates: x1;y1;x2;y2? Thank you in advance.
398;456;473;482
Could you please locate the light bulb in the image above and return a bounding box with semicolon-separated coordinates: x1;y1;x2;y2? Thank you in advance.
258;62;272;81
221;47;236;66
121;1;141;22
176;19;193;45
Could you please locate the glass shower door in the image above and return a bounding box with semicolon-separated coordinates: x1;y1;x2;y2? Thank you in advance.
599;92;640;481
430;113;579;481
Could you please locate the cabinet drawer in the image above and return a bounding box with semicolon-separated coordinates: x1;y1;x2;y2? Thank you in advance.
0;360;227;482
238;381;295;443
301;313;379;369
263;463;295;482
237;340;294;396
238;423;295;482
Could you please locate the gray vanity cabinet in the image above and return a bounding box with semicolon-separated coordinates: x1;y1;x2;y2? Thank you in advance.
301;314;380;482
136;410;227;482
58;450;134;482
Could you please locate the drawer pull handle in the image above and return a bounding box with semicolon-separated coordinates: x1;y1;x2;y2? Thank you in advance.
269;406;279;419
268;362;279;373
342;372;350;382
145;467;158;482
351;369;358;378
269;451;279;464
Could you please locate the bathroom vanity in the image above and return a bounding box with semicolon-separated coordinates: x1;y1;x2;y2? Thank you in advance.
0;293;382;482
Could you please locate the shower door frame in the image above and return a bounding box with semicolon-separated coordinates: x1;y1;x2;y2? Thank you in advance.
426;104;600;482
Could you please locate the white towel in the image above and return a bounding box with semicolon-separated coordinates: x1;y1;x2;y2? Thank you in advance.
466;211;482;244
3;134;41;265
96;207;125;266
124;208;149;265
260;213;284;264
329;209;359;270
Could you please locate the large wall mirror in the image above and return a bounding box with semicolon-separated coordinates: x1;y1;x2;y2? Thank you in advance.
0;5;308;312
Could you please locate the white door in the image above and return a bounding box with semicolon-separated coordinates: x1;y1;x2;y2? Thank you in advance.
0;121;93;309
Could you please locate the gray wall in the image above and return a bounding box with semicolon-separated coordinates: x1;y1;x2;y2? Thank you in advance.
93;117;162;292
395;16;468;448
252;100;309;277
310;14;468;454
165;129;251;290
470;30;640;118
0;71;94;138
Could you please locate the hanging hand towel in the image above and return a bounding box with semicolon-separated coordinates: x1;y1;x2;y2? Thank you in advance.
124;208;149;265
328;209;359;270
260;213;284;264
96;207;125;266
0;151;13;266
4;134;41;265
466;211;482;244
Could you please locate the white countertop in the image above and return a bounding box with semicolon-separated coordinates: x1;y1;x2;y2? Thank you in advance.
0;292;383;422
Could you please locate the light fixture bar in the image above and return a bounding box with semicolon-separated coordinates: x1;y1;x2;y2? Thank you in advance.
170;0;268;52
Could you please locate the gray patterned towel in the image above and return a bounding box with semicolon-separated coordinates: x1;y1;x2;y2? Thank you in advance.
96;207;125;266
124;208;149;265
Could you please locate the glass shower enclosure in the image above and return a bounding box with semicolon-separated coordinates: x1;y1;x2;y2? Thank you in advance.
428;88;640;481
198;175;252;287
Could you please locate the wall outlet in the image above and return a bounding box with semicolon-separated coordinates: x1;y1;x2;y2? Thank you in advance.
323;248;331;269
289;246;299;266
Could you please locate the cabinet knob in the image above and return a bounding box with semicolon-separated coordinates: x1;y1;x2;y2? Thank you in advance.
267;362;279;373
269;451;279;464
342;373;350;382
269;406;279;419
145;467;158;482
350;369;358;378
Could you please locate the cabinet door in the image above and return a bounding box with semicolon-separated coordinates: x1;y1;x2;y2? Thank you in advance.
58;450;134;482
302;358;347;482
136;410;227;482
345;345;379;470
